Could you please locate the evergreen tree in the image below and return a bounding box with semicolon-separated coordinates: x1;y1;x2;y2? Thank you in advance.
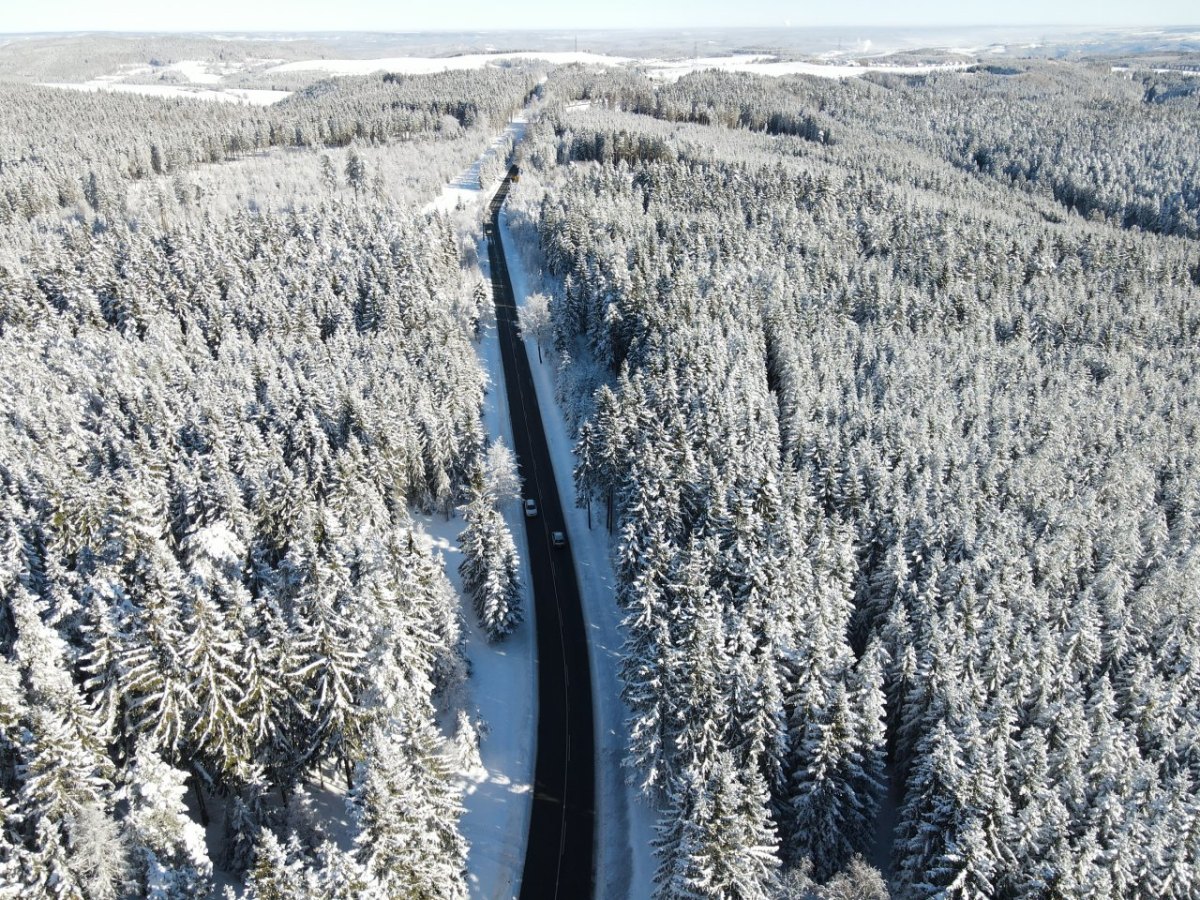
655;753;780;900
124;739;212;899
458;480;523;641
350;721;467;899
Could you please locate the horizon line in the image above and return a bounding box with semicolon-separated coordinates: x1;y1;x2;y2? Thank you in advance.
3;23;1199;36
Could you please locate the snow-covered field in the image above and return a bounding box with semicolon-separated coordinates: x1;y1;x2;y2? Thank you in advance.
642;57;970;80
164;58;284;84
38;80;290;104
499;208;658;900
270;51;969;81
38;49;968;108
268;51;635;76
37;58;291;104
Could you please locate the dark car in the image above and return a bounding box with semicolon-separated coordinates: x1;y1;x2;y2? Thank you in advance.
550;530;566;548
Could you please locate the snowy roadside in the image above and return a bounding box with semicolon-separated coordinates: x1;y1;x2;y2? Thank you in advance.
412;97;561;897
414;185;539;896
423;114;529;216
499;208;658;900
415;409;537;900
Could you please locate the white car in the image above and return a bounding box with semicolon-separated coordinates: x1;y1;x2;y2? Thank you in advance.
524;498;538;518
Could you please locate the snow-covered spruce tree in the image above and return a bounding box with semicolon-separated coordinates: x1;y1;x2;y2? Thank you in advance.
100;500;192;757
288;528;372;789
124;739;212;898
302;841;377;899
787;683;874;880
573;420;602;528
458;469;523;641
618;522;678;794
179;556;249;778
653;753;780;900
4;588;132;896
14;707;131;899
349;720;467;899
892;718;980;897
482;439;522;507
242;831;310;900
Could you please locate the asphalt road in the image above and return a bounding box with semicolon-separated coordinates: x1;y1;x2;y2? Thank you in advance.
486;168;596;900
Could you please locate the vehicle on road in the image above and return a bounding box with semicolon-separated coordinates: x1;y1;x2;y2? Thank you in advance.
524;498;539;518
551;530;566;548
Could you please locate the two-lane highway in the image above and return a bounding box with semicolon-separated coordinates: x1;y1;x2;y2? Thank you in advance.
486;168;596;899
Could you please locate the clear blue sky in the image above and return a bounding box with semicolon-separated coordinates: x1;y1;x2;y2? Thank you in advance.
3;0;1196;33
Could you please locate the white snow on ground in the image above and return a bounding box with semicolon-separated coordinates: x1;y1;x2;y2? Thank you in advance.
424;114;529;216
165;59;286;83
37;81;291;104
269;51;968;82
192;789;236;897
167;59;224;84
646;52;773;68
643;57;971;81
91;64;154;84
1113;65;1200;76
499;208;657;900
414;113;543;896
269;51;634;76
304;773;358;851
415;495;536;900
38;56;296;103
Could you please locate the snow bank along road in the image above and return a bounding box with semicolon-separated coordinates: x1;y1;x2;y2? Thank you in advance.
486;169;596;898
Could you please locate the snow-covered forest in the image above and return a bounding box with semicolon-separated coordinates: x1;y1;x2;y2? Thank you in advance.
505;61;1200;897
0;67;536;230
0;59;539;897
3;30;1199;899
